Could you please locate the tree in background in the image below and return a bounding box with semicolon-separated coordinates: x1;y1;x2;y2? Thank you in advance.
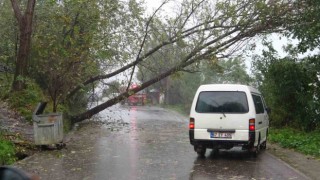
10;0;36;91
30;0;101;112
250;0;320;131
102;81;121;97
0;1;17;93
164;56;252;109
252;47;320;131
200;57;252;85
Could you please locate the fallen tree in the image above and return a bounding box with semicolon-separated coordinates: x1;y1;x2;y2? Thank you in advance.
70;0;299;123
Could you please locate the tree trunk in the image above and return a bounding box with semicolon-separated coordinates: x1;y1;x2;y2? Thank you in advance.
10;0;36;91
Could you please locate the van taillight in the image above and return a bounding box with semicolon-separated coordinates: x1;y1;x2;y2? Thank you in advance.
249;118;255;131
189;118;195;129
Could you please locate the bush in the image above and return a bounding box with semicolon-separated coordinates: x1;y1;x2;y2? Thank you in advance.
0;136;16;165
7;78;45;122
0;74;13;99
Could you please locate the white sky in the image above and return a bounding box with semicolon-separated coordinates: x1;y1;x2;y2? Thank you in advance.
144;0;162;12
143;0;181;17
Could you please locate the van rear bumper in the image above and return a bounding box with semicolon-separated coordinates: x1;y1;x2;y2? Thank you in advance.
189;130;255;149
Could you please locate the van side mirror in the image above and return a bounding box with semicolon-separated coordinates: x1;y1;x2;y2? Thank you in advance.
266;107;271;114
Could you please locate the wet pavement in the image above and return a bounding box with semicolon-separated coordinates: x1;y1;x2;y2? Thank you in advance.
15;105;310;179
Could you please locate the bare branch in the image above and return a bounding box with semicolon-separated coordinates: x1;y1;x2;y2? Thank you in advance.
126;0;168;91
180;0;206;29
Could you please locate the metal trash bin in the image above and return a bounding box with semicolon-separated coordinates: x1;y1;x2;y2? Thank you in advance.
33;102;64;148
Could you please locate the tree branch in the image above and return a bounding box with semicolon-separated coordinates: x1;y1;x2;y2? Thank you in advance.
10;0;22;23
126;0;168;91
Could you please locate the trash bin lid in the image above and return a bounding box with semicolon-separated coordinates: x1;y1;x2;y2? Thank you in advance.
33;102;47;115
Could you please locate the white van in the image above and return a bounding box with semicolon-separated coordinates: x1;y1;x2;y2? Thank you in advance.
189;84;269;157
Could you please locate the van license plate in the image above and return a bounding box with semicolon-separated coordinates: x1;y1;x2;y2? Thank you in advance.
210;132;232;138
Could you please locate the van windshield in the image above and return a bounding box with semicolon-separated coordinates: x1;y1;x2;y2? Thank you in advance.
195;91;249;113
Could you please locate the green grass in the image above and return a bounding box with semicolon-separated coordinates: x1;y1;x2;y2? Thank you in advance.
269;128;320;158
0;136;16;165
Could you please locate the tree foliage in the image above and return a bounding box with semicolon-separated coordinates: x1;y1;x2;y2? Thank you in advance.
287;0;320;52
251;0;320;131
30;0;101;112
252;49;320;131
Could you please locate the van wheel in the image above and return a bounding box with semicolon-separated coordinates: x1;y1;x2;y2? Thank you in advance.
195;146;206;157
261;139;267;150
252;146;259;157
252;136;261;157
261;132;268;150
212;148;219;156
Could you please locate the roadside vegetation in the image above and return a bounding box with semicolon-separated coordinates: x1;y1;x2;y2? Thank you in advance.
6;79;45;121
0;134;16;165
269;128;320;158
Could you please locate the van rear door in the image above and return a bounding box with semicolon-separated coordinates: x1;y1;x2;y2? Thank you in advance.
193;91;251;141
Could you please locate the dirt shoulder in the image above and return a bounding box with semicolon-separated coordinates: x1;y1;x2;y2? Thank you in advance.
0;101;37;159
267;143;320;180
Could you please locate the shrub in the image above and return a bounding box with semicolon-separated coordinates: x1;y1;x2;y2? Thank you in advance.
0;74;13;99
7;78;45;122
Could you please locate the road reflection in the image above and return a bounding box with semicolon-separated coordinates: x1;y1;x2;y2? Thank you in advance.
129;106;138;180
190;149;256;179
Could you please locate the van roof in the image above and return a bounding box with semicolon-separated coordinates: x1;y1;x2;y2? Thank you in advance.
198;84;261;94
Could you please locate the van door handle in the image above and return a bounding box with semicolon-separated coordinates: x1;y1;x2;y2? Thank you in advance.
258;121;262;124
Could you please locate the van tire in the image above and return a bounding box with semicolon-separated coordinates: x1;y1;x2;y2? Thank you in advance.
261;133;268;150
212;148;219;156
261;140;267;150
195;146;206;157
252;135;261;157
261;134;267;150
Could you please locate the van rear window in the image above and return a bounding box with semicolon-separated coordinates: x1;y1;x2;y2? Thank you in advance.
195;91;249;113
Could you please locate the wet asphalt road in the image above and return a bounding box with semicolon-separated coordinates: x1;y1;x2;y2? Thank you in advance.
16;105;309;180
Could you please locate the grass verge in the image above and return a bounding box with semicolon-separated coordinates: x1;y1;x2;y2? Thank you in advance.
269;128;320;158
